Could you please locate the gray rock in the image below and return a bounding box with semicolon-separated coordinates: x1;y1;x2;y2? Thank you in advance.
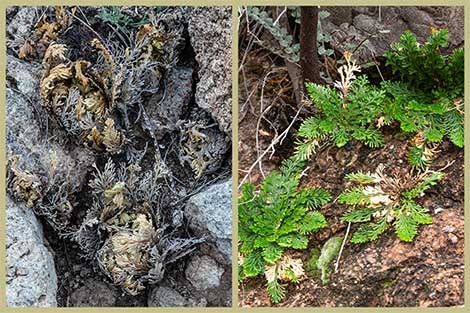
69;280;116;307
322;6;464;63
6;56;58;307
6;196;57;307
188;7;232;135
184;179;232;262
7;53;94;195
185;255;224;290
6;7;37;50
148;286;187;307
7;55;41;96
6;56;42;153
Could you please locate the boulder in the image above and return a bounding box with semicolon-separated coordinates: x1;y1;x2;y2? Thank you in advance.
185;255;224;290
184;179;232;263
6;196;57;307
187;7;232;135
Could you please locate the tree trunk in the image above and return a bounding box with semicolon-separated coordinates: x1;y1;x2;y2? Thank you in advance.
300;7;323;84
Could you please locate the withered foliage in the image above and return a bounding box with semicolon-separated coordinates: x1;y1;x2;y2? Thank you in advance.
86;158;203;295
18;6;74;60
7;155;43;208
7;6;230;297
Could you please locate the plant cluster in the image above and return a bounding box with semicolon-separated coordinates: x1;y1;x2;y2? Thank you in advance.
7;6;224;297
96;7;150;35
296;29;464;169
239;28;461;304
87;159;203;294
383;29;464;168
38;18;180;156
238;157;330;303
296;51;387;160
339;164;444;243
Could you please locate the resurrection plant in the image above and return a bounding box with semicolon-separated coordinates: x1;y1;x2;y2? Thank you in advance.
339;164;445;243
239;157;329;303
296;51;386;160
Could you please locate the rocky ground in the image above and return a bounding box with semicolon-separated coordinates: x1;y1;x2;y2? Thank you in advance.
6;6;232;307
238;6;464;307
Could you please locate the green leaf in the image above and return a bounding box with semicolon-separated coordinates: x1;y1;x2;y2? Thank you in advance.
395;212;418;242
352;127;384;148
297;211;327;233
445;110;464;148
277;233;308;249
338;187;371;206
407;145;429;170
351;217;389;243
334;128;350;147
346;171;377;184
424;128;444;143
403;171;445;199
409;202;433;225
295;139;321;161
266;279;285;303
296;188;332;209
341;207;381;223
298;116;323;138
262;243;284;264
243;252;265;277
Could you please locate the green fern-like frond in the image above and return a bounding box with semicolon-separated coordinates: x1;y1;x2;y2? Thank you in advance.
266;279;285;304
338;187;371;206
350;217;389;243
295;139;323;161
402;171;445;199
395;201;432;242
238;158;329;303
341;207;381;223
346;171;377;184
407;145;430;170
242;252;265;278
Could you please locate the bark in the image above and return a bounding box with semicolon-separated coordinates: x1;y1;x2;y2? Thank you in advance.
300;7;323;84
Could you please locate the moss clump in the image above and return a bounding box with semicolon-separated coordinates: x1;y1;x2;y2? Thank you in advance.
317;236;342;284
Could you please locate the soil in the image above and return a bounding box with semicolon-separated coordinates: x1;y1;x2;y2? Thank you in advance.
238;8;464;307
7;6;231;307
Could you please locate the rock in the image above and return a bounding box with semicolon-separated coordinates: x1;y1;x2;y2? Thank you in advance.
188;7;232;135
6;7;37;50
6;196;57;307
69;280;116;307
331;209;463;306
147;65;194;139
6;56;42;153
321;6;464;63
185;255;224;290
7;55;41;96
148;286;187;307
7;55;94;195
184;179;232;263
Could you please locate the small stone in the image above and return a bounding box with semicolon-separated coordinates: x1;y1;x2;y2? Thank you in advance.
443;226;456;233
69;280;115;307
148;286;187;307
185;255;224;290
448;234;459;244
